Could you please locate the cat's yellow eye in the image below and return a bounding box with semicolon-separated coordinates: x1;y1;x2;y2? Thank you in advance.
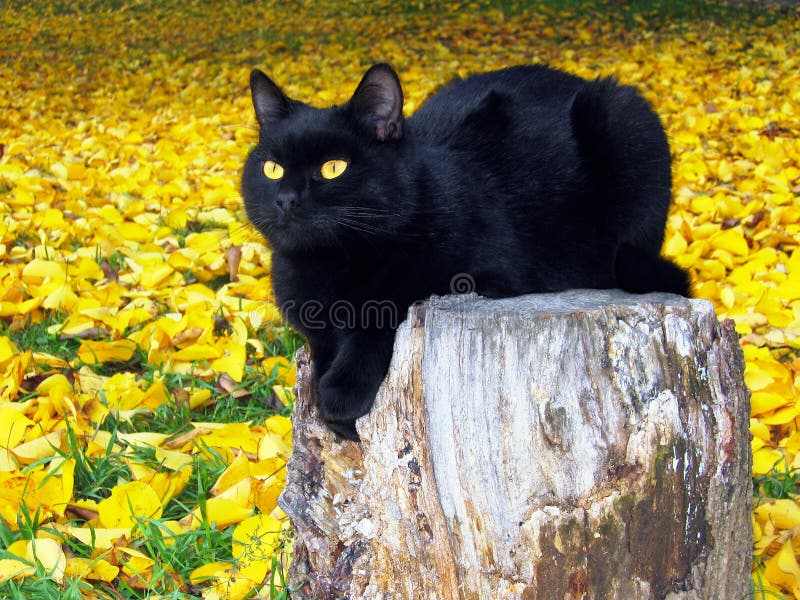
263;160;284;180
320;159;348;180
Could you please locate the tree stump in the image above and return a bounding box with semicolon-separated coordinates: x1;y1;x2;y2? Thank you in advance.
278;290;752;600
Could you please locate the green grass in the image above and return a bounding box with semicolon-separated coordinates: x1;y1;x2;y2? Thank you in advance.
0;412;289;598
64;423;133;503
754;457;800;500
0;313;81;361
492;0;794;22
0;320;296;598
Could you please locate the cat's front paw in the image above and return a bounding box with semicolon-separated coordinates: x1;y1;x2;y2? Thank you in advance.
325;419;359;442
317;373;376;442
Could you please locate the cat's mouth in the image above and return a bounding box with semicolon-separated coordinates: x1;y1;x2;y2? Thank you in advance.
265;217;335;253
274;213;293;227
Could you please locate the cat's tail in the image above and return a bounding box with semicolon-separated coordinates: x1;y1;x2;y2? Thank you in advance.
569;77;672;256
571;77;689;297
614;243;690;296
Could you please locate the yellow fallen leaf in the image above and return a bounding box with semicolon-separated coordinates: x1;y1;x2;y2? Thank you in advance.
12;430;63;464
64;557;120;582
57;526;131;549
252;476;285;516
0;336;20;362
750;391;790;416
26;538;67;583
193;560;267;600
232;513;283;563
0;406;33;449
271;384;294;407
117;431;169;447
5;540;28;559
77;339;138;364
190;561;233;584
711;228;750;256
744;364;775;391
210;451;251;496
21;259;67;286
264;415;292;439
262;356;296;386
211;345;246;382
257;430;292;461
750;419;771;442
97;481;163;528
181;497;252;530
198;423;258;454
153;446;195;471
753;448;785;476
754;499;800;530
765;540;800;597
663;231;687;257
171;344;222;361
0;558;35;582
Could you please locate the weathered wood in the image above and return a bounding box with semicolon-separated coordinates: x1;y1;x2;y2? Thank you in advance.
278;290;752;600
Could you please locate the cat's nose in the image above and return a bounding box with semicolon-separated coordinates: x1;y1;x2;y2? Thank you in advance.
276;189;298;215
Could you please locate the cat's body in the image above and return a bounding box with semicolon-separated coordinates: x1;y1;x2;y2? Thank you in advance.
242;63;689;440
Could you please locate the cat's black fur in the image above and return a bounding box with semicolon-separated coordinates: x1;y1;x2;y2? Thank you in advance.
242;63;689;440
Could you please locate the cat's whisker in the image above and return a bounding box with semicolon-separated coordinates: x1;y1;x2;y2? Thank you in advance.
230;221;261;234
333;218;384;234
333;208;404;218
334;218;403;237
334;217;427;240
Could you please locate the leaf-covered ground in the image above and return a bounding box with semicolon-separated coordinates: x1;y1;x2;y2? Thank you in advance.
0;0;798;598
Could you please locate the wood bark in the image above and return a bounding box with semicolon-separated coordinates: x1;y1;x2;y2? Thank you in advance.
278;290;752;600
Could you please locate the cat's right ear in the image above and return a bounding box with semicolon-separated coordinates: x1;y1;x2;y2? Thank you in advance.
250;69;291;130
348;63;404;141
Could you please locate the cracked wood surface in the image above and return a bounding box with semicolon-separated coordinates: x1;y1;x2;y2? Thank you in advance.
279;290;752;600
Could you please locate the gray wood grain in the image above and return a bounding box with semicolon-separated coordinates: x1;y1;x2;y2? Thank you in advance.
280;290;752;600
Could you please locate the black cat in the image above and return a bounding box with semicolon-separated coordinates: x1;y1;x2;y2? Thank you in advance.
241;63;689;440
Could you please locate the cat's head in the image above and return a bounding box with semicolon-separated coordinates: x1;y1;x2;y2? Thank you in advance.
242;63;413;255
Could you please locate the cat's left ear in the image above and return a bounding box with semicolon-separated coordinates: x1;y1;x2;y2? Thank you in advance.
348;63;404;141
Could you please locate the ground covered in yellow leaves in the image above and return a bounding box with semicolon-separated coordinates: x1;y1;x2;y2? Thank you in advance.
0;0;798;598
